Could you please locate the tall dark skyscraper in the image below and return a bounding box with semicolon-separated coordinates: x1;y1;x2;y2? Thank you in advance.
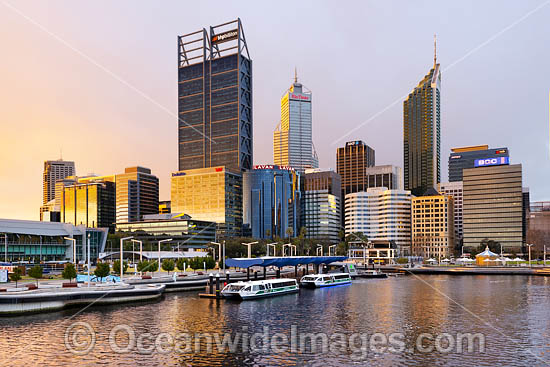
177;19;252;172
336;140;376;197
403;40;441;196
448;145;509;182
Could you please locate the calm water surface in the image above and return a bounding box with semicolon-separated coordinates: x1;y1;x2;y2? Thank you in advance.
1;275;550;366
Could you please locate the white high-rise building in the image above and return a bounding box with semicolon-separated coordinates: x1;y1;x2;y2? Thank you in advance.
274;73;318;172
43;160;75;205
438;181;463;248
345;187;412;255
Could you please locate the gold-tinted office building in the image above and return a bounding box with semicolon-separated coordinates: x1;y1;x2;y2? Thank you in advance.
171;166;242;237
62;179;115;230
412;188;454;259
115;166;159;223
463;164;523;252
336;140;376;197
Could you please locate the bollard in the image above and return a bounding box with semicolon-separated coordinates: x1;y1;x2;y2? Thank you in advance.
276;267;281;278
247;267;250;281
254;271;258;280
226;271;230;285
263;267;266;279
216;273;221;298
209;273;214;294
294;265;298;278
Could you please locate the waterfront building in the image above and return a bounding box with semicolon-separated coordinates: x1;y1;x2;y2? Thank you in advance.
115;166;159;223
177;19;252;172
0;218;107;262
115;213;216;247
463;163;523;253
403;48;441;196
448;145;509;182
171;166;242;237
528;202;550;254
273;73;318;172
438;181;463;249
43;159;75;205
61;178;116;230
347;240;396;265
336;140;376;198
345;187;412;255
303;169;341;242
243;165;301;239
411;188;454;259
159;200;171;214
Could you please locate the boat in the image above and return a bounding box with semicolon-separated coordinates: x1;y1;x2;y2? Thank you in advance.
355;269;388;279
299;272;352;288
221;278;299;300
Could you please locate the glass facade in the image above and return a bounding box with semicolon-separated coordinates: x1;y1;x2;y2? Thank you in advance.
463;164;523;252
438;181;464;250
274;80;318;172
303;170;341;242
336;140;376;198
403;64;441;196
171;167;242;237
62;180;116;230
115;166;159;223
178;20;252;173
448;146;509;182
43;160;75;205
243;166;301;239
345;188;412;255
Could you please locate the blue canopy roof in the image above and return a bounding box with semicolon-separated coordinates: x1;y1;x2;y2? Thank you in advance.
225;256;348;268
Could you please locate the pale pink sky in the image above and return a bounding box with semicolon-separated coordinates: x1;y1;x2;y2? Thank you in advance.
1;0;549;220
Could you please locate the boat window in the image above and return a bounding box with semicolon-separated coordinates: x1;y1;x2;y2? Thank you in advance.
244;286;251;291
229;285;244;291
252;285;259;291
323;277;331;281
334;274;350;280
258;285;265;290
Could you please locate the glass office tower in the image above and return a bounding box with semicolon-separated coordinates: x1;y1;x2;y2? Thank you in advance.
115;166;159;223
403;60;441;196
448;145;509;182
273;74;318;172
336;140;376;197
62;179;115;230
243;166;301;239
303;170;341;242
177;19;252;173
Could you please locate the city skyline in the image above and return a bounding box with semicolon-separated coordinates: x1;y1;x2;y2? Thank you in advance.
1;1;549;220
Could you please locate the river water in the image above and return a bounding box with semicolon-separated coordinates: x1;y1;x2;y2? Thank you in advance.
1;275;549;366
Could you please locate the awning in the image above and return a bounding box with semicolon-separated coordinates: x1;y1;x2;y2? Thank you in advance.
225;256;348;268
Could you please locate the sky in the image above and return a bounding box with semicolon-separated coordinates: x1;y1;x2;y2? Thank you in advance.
1;0;549;220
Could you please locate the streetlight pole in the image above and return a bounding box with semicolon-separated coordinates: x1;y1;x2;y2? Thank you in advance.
283;243;291;257
266;243;277;257
545;245;547;267
87;234;91;288
131;239;143;262
329;245;336;256
210;242;222;263
290;244;297;256
64;237;77;266
119;236;133;282
222;240;226;272
4;233;7;262
242;241;258;259
158;239;173;277
527;244;533;267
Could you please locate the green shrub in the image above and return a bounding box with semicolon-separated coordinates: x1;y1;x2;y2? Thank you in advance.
62;263;77;283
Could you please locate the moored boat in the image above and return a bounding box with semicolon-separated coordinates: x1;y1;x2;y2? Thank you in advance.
300;273;352;288
221;278;299;300
356;269;388;279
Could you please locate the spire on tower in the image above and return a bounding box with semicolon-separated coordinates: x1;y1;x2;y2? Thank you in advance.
294;67;298;83
434;34;437;66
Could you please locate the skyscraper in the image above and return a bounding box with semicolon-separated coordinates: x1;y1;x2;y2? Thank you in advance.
448;145;509;182
115;167;159;223
177;19;252;172
303;169;341;242
43;160;75;204
273;72;318;172
336;140;375;197
403;40;441;196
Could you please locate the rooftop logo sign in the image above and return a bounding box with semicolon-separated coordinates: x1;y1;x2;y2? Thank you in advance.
211;29;238;44
474;157;509;167
290;93;310;101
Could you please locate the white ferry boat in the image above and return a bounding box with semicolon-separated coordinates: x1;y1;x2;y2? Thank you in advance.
221;278;299;300
299;273;352;288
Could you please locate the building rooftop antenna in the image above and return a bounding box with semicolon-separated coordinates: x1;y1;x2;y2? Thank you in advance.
434;34;437;66
294;67;298;83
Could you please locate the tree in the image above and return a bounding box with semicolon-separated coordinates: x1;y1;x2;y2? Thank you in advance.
62;263;77;283
148;261;158;273
137;260;150;274
286;227;294;242
162;259;175;274
28;265;43;287
113;260;128;275
94;262;110;280
10;267;22;288
175;258;186;273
